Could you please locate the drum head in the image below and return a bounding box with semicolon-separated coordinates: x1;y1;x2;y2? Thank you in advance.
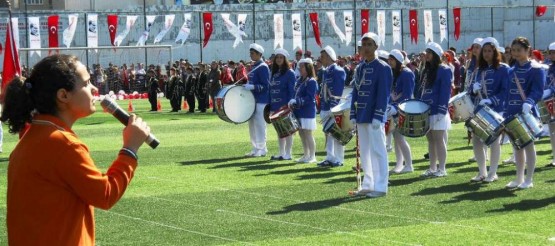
224;86;255;123
448;91;468;103
399;100;430;114
332;87;353;113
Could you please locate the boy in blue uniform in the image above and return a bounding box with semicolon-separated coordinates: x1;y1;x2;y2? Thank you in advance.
318;46;346;167
244;43;270;157
350;32;392;198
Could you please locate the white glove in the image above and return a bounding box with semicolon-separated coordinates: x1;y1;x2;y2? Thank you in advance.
522;103;532;114
479;99;492;106
288;99;297;107
371;119;381;130
543;89;552;100
387;105;398;117
350;119;357;128
472;83;482;94
244;84;255;90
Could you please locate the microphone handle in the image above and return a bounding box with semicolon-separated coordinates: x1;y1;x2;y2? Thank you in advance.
111;109;160;149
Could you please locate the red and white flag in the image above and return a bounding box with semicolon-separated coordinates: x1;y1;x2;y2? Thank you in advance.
107;14;118;46
453;7;461;41
202;12;213;48
361;9;369;36
28;17;41;57
536;5;547;17
309;12;322;48
409;9;418;44
47;15;59;55
2;16;22;95
62;14;78;48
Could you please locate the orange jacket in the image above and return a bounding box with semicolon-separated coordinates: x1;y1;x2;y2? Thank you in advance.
7;114;138;245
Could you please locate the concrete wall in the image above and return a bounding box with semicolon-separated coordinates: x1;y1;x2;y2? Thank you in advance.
2;0;554;68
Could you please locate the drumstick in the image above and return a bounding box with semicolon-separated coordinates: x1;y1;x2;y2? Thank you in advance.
349;127;362;195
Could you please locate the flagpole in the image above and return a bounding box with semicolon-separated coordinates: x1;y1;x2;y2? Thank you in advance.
198;12;203;62
353;0;357;55
7;1;17;74
24;0;29;69
252;1;256;43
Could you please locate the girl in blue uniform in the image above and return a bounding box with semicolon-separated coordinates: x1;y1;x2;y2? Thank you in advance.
504;37;545;189
289;58;318;163
269;48;296;161
545;42;555;167
468;37;509;183
420;42;453;178
387;49;415;174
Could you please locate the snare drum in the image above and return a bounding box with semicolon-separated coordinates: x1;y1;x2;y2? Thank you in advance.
270;106;299;138
385;117;397;135
331;99;354;132
465;105;505;145
537;97;555;124
502;113;543;150
448;92;474;123
322;115;353;145
215;85;255;124
397;99;430;137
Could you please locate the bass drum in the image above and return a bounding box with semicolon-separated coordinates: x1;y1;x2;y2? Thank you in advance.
215;85;255;124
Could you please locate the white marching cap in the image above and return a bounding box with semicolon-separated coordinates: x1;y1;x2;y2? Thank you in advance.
377;50;390;60
426;42;444;58
360;32;380;44
473;37;484;46
357;40;362;47
498;46;506;53
549;42;555;51
481;37;500;49
390;49;404;64
298;58;313;65
274;48;289;58
322;45;337;61
249;43;264;54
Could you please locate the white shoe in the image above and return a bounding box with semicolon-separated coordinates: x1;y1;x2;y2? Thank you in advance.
502;156;515;165
468;156;476;162
304;158;317;164
389;165;404;174
505;180;522;188
399;166;414;173
484;174;498;183
366;191;386;198
433;169;447;177
252;150;267;157
517;180;534;189
350;189;372;197
421;169;436;178
296;156;308;163
244;151;256;157
470;174;485;182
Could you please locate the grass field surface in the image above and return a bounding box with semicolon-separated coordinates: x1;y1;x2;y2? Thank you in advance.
1;99;555;245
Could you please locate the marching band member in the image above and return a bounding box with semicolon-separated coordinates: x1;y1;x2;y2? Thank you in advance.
318;46;346;167
466;38;484;163
350;32;392;198
420;42;453;178
244;43;270;157
269;48;296;161
468;37;509;182
545;42;555;167
378;50;394;152
505;37;545;189
290;58;318;163
387;49;415;174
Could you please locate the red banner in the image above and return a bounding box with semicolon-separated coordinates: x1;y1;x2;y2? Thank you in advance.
536;5;547;17
309;13;322;48
361;9;369;35
409;9;418;44
47;15;59;55
453;7;461;41
107;15;118;46
202;12;213;48
2;19;21;95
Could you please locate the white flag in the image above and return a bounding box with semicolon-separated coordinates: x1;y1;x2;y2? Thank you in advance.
424;10;433;43
11;18;20;50
221;13;248;49
114;15;138;46
376;10;386;46
153;14;175;44
137;15;156;46
438;10;447;43
175;13;192;45
63;14;78;48
343;11;353;46
28;17;41;57
292;13;302;51
391;10;401;46
87;14;98;50
327;12;346;44
273;14;284;49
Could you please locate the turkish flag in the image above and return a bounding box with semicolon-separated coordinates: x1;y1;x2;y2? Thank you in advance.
202;12;213;48
309;13;322;48
536;5;547;17
361;9;369;35
2;18;22;98
107;15;118;46
453;7;461;41
48;15;59;55
409;9;418;44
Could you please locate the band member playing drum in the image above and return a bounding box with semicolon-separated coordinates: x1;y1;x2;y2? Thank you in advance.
505;37;546;189
318;46;346;167
468;37;509;182
350;32;392;198
289;58;318;163
269;48;296;161
420;42;453;178
466;38;484;163
545;42;555;167
244;43;270;157
387;49;415;174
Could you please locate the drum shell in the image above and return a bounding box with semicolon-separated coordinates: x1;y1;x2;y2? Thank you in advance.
385;117;397;135
215;85;256;124
448;92;474;123
537;97;555;124
464;105;504;145
322;116;353;145
397;99;430;137
502;113;542;150
270;107;300;138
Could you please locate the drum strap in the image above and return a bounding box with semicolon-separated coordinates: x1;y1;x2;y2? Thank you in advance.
234;62;266;85
480;71;488;98
513;72;527;101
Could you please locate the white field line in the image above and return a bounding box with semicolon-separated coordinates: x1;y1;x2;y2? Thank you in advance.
100;209;256;245
145;176;548;240
147;194;417;246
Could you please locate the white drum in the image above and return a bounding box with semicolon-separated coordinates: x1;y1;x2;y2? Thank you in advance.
448;91;474;123
215;85;255;124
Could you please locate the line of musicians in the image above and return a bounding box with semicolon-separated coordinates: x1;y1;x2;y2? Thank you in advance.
240;34;555;198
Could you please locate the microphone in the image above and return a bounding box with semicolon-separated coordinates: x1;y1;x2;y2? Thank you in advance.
100;98;160;149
